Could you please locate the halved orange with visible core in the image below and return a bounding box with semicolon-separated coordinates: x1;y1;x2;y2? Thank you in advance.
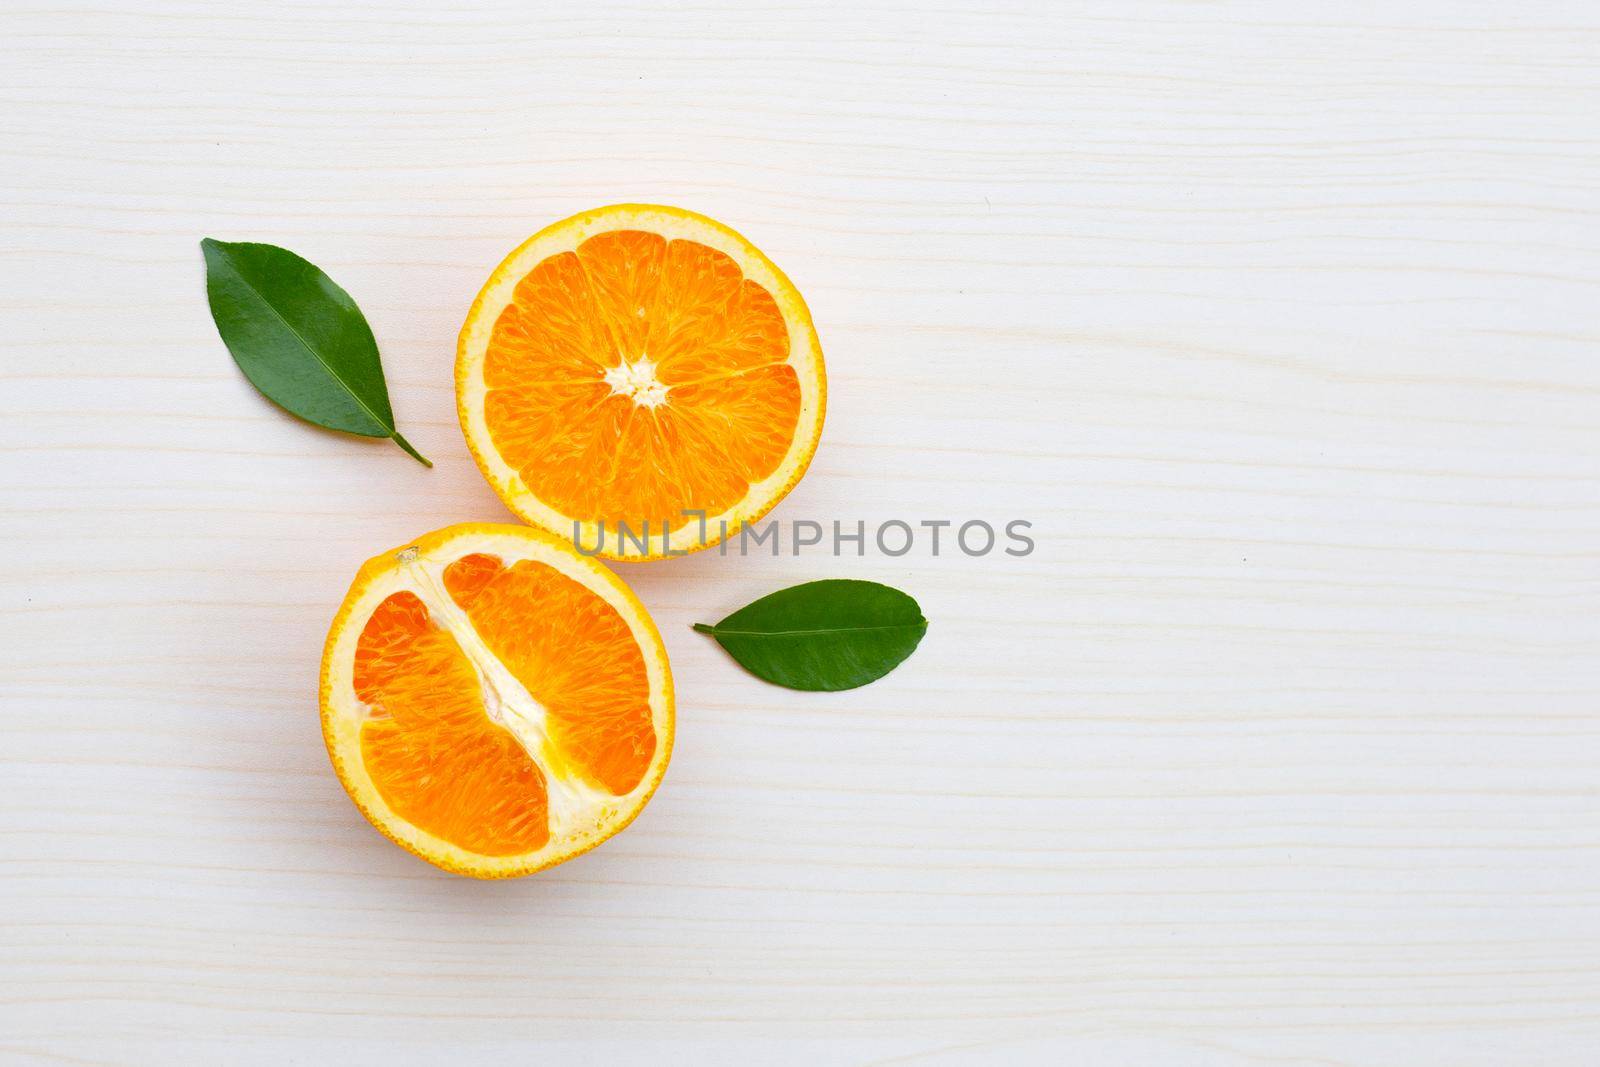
320;523;673;878
457;204;826;560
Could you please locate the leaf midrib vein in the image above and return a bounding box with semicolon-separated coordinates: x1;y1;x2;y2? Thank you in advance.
706;622;925;638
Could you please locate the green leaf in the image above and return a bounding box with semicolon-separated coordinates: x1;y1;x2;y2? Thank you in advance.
693;579;928;691
200;238;430;466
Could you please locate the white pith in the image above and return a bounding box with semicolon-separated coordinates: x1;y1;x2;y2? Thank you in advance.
323;527;672;875
603;356;669;409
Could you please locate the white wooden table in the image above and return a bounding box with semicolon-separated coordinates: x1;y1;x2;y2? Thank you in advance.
4;3;1599;1063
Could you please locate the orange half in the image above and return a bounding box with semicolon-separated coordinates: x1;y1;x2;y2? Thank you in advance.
457;204;826;560
320;523;673;878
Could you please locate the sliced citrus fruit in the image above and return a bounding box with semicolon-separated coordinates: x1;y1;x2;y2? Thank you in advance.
319;523;673;878
457;204;826;560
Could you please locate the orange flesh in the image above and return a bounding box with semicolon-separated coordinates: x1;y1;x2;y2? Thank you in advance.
352;552;655;855
483;231;801;527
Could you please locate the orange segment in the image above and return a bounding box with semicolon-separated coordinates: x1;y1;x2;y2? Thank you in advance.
671;364;802;488
443;552;656;795
354;591;549;857
458;204;826;559
643;236;747;371
320;523;674;879
574;229;667;360
485;252;609;386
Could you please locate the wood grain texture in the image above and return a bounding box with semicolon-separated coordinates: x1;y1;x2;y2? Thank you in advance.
3;1;1599;1063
